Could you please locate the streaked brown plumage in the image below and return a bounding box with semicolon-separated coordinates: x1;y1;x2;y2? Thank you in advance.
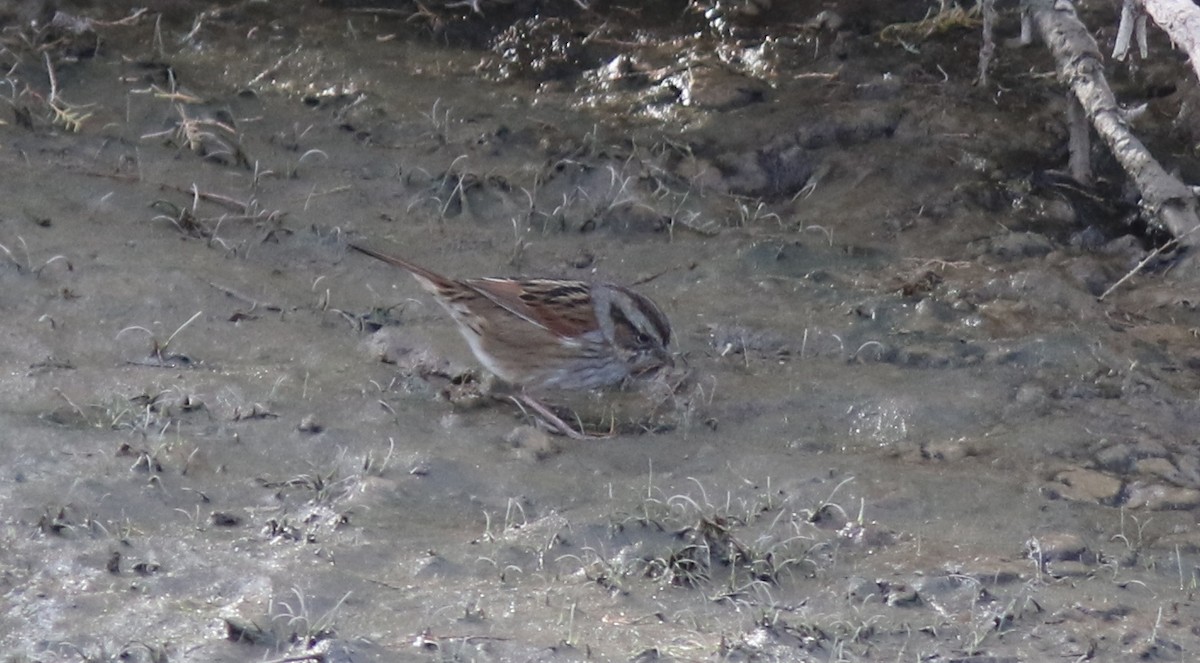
348;243;673;393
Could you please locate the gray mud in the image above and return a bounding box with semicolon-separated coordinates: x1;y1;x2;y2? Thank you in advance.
3;1;1200;661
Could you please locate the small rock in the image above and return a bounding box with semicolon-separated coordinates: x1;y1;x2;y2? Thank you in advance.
502;425;563;461
1046;467;1122;504
1093;442;1136;473
225;617;278;647
880;581;922;607
679;64;766;110
211;511;243;527
1037;198;1077;225
950;559;1026;586
1025;532;1087;562
915;574;969;598
1101;234;1144;263
599;201;669;235
1012;382;1049;413
1123;481;1200;510
1131;436;1169;458
1174;454;1200;486
297;415;322;434
1135;457;1182;484
972;232;1055;260
132;560;162;576
845;576;877;601
343;475;405;512
1069;225;1107;251
362;328;449;375
413;552;460;579
920;438;974;462
804;9;844;31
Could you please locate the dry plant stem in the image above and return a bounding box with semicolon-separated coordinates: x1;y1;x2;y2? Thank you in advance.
1099;224;1200;299
43;52;58;102
1024;0;1200;247
510;394;587;440
207;281;282;311
78;169;252;212
259;654;325;663
1098;241;1173;300
1066;93;1091;184
977;0;997;85
164;310;203;350
249;46;302;87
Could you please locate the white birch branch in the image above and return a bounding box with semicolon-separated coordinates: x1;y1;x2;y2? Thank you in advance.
1024;0;1200;246
978;0;997;85
1112;0;1147;61
1139;0;1200;82
1066;93;1091;184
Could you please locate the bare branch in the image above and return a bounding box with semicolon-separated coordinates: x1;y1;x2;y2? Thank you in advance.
1024;0;1200;246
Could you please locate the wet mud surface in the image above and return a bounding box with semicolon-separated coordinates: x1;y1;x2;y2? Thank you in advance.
4;1;1200;661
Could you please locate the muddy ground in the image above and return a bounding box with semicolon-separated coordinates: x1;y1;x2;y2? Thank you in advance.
3;0;1200;661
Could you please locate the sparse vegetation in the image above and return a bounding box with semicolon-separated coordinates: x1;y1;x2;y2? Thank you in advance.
3;1;1200;661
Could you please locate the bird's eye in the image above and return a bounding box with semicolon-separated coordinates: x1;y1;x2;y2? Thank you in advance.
636;332;653;345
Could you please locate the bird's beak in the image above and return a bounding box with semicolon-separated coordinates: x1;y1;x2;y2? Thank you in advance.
659;347;677;369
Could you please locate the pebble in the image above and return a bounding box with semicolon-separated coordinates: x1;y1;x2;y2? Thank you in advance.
1134;457;1183;484
502;426;563;461
970;231;1054;260
1013;382;1047;406
681;64;767;110
1011;382;1050;415
880;581;921;607
1025;532;1088;562
919;438;974;462
1093;442;1136;473
297;414;322;434
1123;481;1200;510
1046;467;1122;504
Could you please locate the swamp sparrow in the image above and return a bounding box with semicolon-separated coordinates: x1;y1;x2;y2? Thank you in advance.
349;243;674;435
